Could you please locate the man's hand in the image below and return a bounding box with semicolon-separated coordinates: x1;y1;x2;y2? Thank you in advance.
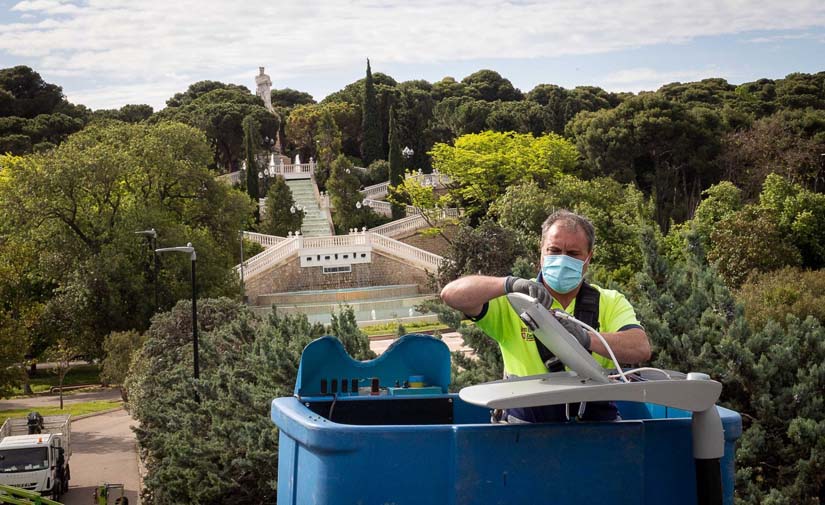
504;276;554;309
555;313;591;351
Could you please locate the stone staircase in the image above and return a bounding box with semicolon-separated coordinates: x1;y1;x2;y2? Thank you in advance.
286;179;332;236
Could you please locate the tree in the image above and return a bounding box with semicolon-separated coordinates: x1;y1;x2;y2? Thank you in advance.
43;338;81;410
628;228;825;503
101;330;145;396
708;205;801;288
0;66;88;154
361;59;383;165
387;106;405;219
0;121;253;358
567;94;725;228
329;306;376;361
663;181;743;262
314;109;342;191
165;80;251;108
392;81;437;171
719;110;825;197
270;88;315;108
284;102;358;161
461;69;522;102
327;155;370;232
260;175;303;236
0;66;65;118
490;176;653;285
430;131;578;219
242;114;261;209
154;86;267;172
436;220;524;288
738;267;825;331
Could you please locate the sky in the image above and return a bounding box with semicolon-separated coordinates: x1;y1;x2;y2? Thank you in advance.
0;0;823;111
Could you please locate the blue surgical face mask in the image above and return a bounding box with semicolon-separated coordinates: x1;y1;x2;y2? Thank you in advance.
541;254;587;294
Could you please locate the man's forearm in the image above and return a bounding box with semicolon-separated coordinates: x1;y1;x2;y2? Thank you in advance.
440;275;507;318
588;327;651;365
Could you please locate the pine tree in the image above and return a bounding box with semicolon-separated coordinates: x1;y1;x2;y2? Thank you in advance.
329;305;376;360
387;104;405;219
361;59;383;165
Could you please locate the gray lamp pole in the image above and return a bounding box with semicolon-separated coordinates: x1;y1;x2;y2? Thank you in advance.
134;228;158;311
155;242;199;403
238;230;246;303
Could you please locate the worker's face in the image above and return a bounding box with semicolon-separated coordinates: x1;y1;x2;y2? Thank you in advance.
540;223;592;273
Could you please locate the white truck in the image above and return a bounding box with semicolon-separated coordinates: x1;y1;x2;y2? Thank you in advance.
0;413;71;500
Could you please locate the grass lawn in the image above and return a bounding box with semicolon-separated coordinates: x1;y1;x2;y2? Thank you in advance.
0;400;122;425
362;321;451;337
11;364;102;396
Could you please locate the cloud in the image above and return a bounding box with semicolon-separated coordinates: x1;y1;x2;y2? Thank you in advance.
601;67;719;93
1;0;824;108
746;32;825;43
11;0;79;15
601;67;722;92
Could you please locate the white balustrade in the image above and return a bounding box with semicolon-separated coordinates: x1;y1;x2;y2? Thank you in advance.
361;182;390;198
302;234;369;250
238;237;300;280
271;163;314;180
369;215;426;238
242;231;286;248
370;233;444;272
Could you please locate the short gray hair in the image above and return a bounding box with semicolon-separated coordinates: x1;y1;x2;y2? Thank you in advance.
540;209;595;252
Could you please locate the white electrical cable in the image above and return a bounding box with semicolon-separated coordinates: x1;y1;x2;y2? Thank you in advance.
552;310;672;384
610;367;672;380
552;310;630;383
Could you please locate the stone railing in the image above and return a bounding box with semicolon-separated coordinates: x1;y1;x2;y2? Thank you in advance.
271;162;314;180
242;231;286;248
369;215;427;238
364;199;419;217
302;233;369;249
217;172;242;185
370;233;444;272
361;181;389;199
237;229;444;281
238;237;300;280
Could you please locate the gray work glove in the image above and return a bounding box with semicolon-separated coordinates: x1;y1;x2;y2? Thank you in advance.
555;313;591;351
504;276;554;309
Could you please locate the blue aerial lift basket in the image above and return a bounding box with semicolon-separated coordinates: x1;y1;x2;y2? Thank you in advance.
271;334;741;505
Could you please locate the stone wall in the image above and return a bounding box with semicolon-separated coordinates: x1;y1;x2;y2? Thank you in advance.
244;252;434;303
397;224;458;257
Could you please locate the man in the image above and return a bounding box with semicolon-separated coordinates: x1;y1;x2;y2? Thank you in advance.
440;209;650;422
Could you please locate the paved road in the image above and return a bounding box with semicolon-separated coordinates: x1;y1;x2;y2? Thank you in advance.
60;409;140;505
0;389;140;504
370;331;472;355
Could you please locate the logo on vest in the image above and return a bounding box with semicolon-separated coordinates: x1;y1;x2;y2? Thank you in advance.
520;326;535;342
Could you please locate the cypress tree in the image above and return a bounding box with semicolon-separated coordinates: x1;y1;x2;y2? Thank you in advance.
242;115;261;220
361;59;383;165
387;105;405;219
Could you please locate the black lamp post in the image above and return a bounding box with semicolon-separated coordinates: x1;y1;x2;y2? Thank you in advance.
155;242;199;403
134;228;158;311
